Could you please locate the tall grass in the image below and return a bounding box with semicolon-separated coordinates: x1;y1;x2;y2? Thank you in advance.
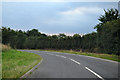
0;44;11;52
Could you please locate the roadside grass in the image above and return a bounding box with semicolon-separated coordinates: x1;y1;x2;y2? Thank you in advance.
0;43;11;52
2;49;42;79
39;49;120;62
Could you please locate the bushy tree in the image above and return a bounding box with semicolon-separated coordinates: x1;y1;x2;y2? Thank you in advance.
94;8;120;55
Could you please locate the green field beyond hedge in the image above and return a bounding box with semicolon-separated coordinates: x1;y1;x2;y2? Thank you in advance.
2;50;42;78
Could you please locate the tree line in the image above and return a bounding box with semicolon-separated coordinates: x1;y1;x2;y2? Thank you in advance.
1;8;120;55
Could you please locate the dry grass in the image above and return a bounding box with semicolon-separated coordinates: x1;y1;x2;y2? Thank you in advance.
0;44;11;52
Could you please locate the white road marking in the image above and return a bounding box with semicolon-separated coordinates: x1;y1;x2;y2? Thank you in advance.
46;52;104;80
55;55;60;57
48;54;67;59
85;67;104;80
55;55;66;58
60;56;66;58
69;58;81;65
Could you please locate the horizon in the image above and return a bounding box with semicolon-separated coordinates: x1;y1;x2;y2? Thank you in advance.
2;2;118;35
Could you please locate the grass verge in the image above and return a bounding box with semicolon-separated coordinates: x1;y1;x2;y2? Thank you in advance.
2;49;42;79
39;49;120;62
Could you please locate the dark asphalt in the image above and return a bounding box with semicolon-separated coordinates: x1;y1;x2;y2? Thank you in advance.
19;50;119;79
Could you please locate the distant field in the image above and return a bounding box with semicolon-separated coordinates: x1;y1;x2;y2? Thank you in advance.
39;49;120;62
2;49;42;78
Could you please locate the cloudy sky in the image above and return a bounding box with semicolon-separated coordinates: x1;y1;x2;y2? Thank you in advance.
2;2;118;35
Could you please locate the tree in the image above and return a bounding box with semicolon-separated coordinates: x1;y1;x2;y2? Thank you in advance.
94;8;120;55
98;8;119;23
16;30;27;49
72;34;81;50
81;32;97;52
27;29;41;36
98;19;120;55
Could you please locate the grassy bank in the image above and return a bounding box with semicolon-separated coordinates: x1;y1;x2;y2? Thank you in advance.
2;49;42;78
39;49;120;62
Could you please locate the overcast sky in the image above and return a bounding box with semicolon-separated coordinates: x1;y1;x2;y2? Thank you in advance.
2;2;118;35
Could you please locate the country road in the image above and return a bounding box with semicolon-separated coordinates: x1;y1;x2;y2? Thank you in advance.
19;50;119;79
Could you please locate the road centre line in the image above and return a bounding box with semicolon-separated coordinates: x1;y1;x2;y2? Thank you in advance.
55;55;61;57
47;53;105;80
85;67;104;80
49;54;80;64
59;55;66;58
69;58;81;65
69;57;104;80
55;55;66;58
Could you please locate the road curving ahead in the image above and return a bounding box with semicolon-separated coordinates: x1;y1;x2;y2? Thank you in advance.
19;50;119;79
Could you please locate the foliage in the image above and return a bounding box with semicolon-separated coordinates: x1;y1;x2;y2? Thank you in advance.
1;8;120;55
98;9;119;23
94;8;120;55
97;19;120;54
